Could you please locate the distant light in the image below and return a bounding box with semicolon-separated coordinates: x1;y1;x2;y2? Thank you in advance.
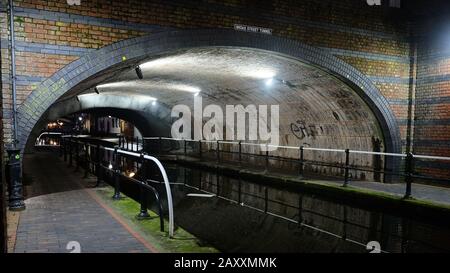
128;172;135;178
78;117;83;121
135;66;143;79
108;163;113;169
265;78;273;86
194;92;200;97
152;100;157;106
108;116;112;118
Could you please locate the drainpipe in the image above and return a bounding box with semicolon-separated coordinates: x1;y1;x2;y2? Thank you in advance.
9;0;18;148
406;33;418;154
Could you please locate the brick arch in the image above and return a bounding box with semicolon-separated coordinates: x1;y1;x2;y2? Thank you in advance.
17;28;402;158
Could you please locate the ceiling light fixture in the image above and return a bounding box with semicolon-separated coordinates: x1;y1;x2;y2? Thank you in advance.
135;66;143;79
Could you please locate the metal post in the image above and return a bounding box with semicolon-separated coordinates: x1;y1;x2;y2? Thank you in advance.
264;187;268;213
299;145;304;178
216;170;220;197
83;144;89;178
95;144;101;187
135;136;139;152
198;140;202;158
238;179;242;204
75;141;80;172
404;152;414;199
69;139;73;167
137;153;150;219
343;149;350;187
6;149;25;211
298;195;303;225
159;137;162;154
112;147;121;200
184;139;187;156
238;141;242;163
63;138;67;162
216;140;220;163
59;137;63;157
265;145;269;172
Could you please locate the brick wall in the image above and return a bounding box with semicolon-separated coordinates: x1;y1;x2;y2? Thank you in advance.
413;20;450;180
1;1;411;160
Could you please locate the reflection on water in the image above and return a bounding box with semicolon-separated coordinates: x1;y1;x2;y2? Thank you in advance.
148;163;450;253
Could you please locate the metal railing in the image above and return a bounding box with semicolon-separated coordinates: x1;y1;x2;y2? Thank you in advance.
61;136;174;238
140;137;450;200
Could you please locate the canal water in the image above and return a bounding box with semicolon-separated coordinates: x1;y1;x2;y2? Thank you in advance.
124;162;450;253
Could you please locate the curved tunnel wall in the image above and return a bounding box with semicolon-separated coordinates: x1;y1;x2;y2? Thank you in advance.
17;29;402;179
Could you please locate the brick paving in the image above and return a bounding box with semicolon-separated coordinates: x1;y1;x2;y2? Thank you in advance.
14;151;151;253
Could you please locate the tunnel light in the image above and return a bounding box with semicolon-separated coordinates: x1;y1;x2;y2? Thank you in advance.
108;163;113;169
128;172;135;178
135;66;144;79
152;100;157;106
108;116;112;118
194;92;200;97
78;117;83;121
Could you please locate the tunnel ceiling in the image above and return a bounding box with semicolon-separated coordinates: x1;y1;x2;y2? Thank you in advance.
52;47;384;152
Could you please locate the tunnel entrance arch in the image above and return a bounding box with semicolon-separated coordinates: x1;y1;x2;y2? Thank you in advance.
17;29;402;177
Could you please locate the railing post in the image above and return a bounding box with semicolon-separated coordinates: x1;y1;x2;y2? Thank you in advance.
95;144;101;187
343;149;350;187
265;144;269;172
238;141;242;163
159;137;162;155
137;153;150;219
299;145;304;178
83;143;89;178
198;140;202;158
75;141;80;172
238;178;242;204
404;152;414;199
59;137;63;157
136;136;139;152
63;138;67;162
68;138;73;167
216;140;220;163
298;195;303;225
112;147;121;200
184;139;187;156
264;187;269;213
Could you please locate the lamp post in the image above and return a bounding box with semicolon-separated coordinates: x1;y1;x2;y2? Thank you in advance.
6;149;25;211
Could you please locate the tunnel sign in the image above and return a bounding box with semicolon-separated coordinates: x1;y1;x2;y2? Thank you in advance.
234;24;272;35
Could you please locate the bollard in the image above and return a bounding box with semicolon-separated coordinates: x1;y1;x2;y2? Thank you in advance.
343;149;350;187
6;149;25;211
112;147;121;200
404;152;414;199
299;146;304;178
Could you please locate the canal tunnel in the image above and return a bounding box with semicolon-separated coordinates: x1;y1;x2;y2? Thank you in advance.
19;31;401;182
